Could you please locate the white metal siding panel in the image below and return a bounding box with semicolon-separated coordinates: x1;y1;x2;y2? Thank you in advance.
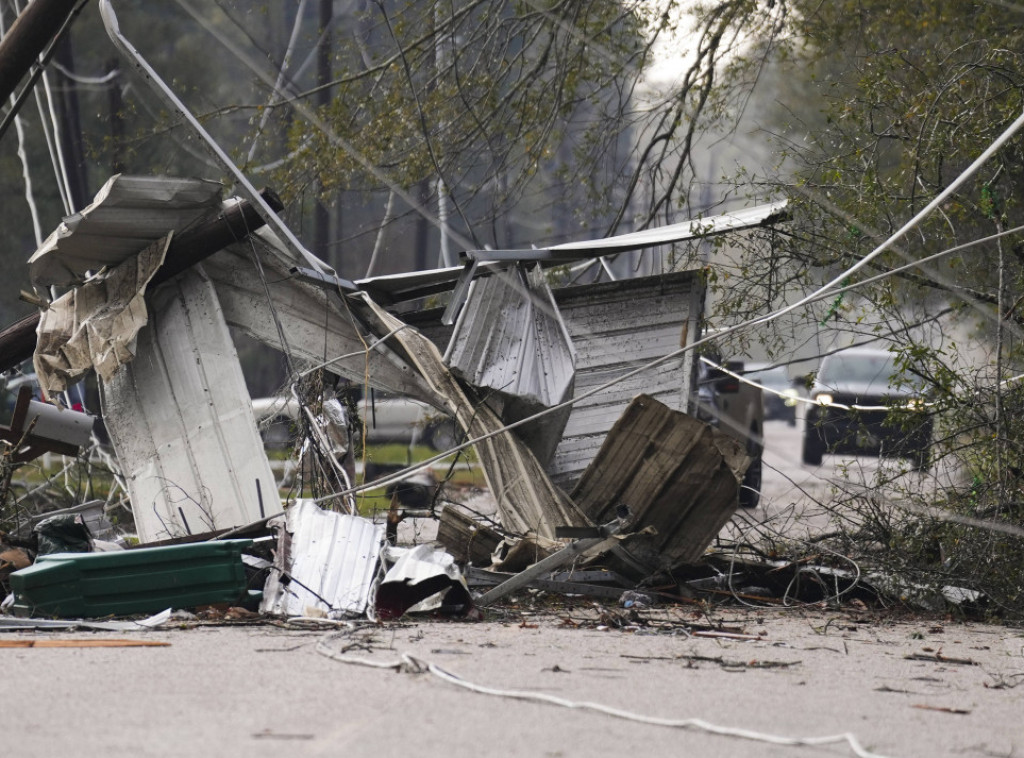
101;267;281;543
445;265;574;409
261;501;385;618
548;271;699;489
545;201;788;255
202;235;448;409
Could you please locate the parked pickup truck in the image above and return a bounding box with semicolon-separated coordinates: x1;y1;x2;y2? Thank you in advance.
692;357;765;509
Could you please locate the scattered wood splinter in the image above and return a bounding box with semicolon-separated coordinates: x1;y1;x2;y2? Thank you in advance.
0;639;170;648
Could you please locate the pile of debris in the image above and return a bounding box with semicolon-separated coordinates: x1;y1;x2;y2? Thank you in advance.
0;175;789;623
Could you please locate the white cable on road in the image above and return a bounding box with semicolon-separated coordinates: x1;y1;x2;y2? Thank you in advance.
315;636;897;758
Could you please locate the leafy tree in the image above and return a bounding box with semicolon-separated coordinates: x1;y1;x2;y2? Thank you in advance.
687;0;1024;617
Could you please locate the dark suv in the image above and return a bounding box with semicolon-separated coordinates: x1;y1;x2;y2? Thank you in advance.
802;348;931;469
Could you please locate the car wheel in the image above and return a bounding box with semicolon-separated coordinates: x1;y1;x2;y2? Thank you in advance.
423;418;459;451
802;429;824;466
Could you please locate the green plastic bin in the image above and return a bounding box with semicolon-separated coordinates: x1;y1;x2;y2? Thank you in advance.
10;539;253;618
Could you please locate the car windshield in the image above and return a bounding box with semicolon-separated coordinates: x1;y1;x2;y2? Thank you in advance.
819;352;897;386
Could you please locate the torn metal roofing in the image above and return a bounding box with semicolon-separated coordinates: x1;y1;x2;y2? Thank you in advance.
351;292;589;538
357;264;467;305
27;174;224;287
260;500;386;619
466;200;789;262
570;394;747;572
445;264;575;411
377;543;472;618
34;233;170;394
203;228;451;408
354;201;788;305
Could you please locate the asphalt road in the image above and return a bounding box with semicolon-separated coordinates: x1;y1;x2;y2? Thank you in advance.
2;606;1020;758
732;412;951;544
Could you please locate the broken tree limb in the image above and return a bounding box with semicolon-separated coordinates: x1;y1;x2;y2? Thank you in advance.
0;189;283;375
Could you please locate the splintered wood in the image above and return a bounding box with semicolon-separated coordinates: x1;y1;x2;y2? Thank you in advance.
571;394;749;571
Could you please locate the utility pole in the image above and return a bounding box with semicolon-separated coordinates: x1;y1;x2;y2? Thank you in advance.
0;0;80;106
434;2;455;268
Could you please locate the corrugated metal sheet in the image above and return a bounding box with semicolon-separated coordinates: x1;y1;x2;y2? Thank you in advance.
101;267;281;543
445;263;575;411
11;540;252;618
260;500;386;619
548;270;701;489
355;201;787;304
543;201;788;255
467;201;790;262
28;175;223;287
570;394;747;570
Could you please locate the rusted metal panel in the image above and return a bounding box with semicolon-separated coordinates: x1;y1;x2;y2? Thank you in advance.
548;270;701;489
101;268;280;544
436;507;503;567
